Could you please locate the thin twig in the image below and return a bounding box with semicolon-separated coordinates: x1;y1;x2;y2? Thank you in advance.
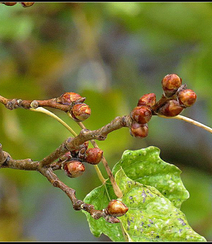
38;166;120;223
29;107;78;137
0;95;71;111
158;114;212;134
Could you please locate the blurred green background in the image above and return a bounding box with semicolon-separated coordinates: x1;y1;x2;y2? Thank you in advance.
0;2;212;241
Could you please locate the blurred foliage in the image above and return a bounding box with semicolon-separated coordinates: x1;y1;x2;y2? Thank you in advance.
0;2;212;241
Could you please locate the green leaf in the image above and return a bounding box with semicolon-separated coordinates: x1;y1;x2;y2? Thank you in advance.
83;168;206;242
112;146;189;208
83;182;125;242
116;168;206;242
83;147;206;241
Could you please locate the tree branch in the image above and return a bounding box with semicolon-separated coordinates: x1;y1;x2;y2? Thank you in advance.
0;144;120;223
0;95;84;112
0;146;38;170
36;115;131;170
1;84;208;223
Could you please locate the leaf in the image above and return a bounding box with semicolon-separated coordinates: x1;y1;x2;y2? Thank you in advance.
83;147;206;241
83;168;206;242
83;182;125;242
116;168;206;242
112;146;189;208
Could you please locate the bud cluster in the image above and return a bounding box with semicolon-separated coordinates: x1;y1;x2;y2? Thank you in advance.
2;2;34;7
57;92;91;122
130;93;156;138
159;74;197;116
58;142;103;178
130;74;197;138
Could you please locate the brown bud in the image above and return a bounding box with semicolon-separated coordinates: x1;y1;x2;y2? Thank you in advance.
85;148;103;165
21;2;34;7
178;89;197;107
106;200;128;217
131;105;152;124
158;100;183;117
71;103;91;122
130;122;148;138
57;92;84;105
64;160;85;178
137;93;156;107
162;74;182;97
3;2;17;6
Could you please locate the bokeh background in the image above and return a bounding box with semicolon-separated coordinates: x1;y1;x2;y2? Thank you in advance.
0;2;212;241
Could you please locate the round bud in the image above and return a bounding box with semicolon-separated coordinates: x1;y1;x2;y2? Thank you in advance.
64;160;85;178
71;103;91;122
57;92;84;105
3;2;17;6
130;122;148;138
162;74;182;97
85;148;103;165
178;89;197;107
137;93;156;108
106;200;128;217
131;105;152;124
158;100;183;117
21;2;34;7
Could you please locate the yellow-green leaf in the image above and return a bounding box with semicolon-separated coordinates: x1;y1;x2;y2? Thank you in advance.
112;146;189;208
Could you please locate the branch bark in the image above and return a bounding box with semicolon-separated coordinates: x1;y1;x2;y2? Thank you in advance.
0;95;84;112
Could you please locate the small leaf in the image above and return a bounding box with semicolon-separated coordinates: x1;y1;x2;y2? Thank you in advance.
116;168;206;242
112;146;189;208
83;182;125;242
